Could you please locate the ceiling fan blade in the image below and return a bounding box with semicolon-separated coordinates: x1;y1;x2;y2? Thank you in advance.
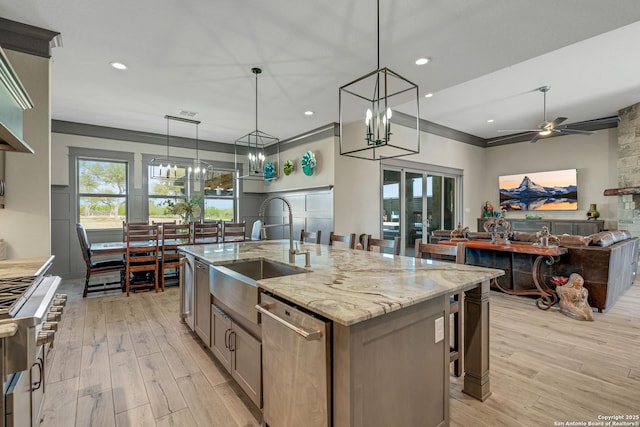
530;134;541;143
548;117;568;128
557;128;594;135
496;129;539;133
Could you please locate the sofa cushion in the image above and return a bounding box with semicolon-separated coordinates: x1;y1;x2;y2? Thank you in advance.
558;234;592;247
512;232;538;243
466;231;491;240
588;230;631;247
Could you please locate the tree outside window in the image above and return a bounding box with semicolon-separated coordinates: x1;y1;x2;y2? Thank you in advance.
78;159;127;229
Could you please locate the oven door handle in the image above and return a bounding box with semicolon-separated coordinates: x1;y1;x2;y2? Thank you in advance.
31;358;43;391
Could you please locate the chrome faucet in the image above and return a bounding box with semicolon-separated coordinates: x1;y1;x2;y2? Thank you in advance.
258;195;311;266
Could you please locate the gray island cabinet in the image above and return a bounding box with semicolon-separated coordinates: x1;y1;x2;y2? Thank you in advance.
179;240;503;427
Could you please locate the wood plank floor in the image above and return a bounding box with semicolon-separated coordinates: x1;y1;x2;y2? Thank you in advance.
42;279;640;426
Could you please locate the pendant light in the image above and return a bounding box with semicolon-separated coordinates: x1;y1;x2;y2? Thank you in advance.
338;0;420;160
235;67;280;181
149;115;213;182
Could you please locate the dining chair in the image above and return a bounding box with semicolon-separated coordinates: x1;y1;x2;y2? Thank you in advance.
161;223;191;291
223;221;247;242
414;239;465;377
192;221;220;244
125;224;160;296
366;236;401;255
76;223;125;298
300;229;322;244
328;232;356;249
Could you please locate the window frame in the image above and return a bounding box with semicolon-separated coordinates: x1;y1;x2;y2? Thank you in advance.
76;156;130;230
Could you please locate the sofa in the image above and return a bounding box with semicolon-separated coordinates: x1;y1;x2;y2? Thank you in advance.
433;229;639;312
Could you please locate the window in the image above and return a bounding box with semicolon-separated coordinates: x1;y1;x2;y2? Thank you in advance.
78;159;128;229
203;170;235;221
146;166;235;223
148;166;188;223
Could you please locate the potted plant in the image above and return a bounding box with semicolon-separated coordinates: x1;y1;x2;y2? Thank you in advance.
165;195;202;224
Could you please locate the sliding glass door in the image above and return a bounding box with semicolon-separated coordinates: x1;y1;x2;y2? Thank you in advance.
382;165;461;256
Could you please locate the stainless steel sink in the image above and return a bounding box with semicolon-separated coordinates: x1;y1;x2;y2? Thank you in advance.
210;258;307;326
221;258;307;282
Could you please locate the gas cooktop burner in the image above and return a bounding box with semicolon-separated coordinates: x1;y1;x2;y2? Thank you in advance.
0;276;38;318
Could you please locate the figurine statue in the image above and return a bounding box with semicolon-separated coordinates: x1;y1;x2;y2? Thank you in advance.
483;209;511;244
450;223;469;240
534;226;558;247
482;201;494;218
556;273;594;321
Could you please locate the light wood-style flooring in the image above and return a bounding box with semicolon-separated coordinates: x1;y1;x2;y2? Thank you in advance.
42;279;640;427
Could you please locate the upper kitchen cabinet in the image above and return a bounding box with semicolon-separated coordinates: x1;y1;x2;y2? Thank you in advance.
0;45;34;153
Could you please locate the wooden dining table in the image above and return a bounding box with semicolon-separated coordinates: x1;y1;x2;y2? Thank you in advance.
439;239;568;310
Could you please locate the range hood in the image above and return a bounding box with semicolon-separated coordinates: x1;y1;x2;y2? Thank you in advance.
0;45;34;153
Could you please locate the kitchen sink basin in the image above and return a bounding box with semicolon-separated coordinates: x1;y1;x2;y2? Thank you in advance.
210;258;307;326
221;258;307;282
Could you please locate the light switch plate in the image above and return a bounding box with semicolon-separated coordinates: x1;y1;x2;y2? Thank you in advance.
435;316;444;343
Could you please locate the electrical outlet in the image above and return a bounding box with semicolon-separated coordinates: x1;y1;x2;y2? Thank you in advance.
435;316;444;343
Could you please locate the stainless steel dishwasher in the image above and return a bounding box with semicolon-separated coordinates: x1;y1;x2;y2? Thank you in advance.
256;293;331;427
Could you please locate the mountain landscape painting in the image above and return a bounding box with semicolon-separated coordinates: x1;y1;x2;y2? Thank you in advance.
499;169;578;211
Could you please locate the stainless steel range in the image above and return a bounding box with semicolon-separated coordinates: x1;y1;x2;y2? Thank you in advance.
0;256;64;427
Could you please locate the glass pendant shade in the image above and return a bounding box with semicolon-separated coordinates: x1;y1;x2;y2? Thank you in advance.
338;0;420;160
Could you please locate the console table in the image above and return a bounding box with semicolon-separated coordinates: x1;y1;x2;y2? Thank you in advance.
476;218;604;235
440;240;567;310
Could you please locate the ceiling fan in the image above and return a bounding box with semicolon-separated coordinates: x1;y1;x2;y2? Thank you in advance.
495;86;594;143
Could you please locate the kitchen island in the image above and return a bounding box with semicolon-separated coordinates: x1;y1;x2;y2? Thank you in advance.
179;240;503;427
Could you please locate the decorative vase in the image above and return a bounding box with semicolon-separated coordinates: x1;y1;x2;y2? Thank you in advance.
586;203;600;220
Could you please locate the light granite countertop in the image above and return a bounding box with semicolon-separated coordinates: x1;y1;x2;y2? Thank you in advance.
179;240;504;326
0;256;54;280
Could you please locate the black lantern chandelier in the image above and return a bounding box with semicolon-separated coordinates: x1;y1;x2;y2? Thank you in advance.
235;67;280;181
339;0;420;160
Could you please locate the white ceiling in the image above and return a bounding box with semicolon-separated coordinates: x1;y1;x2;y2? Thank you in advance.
2;0;640;143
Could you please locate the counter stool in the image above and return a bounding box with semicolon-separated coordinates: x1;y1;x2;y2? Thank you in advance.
414;239;466;376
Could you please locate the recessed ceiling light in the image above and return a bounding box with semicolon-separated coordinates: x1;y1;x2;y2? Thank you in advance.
110;62;127;70
415;57;430;65
304;110;314;116
487;119;494;123
424;93;433;98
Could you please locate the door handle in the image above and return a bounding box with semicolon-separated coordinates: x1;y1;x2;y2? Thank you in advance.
255;303;322;341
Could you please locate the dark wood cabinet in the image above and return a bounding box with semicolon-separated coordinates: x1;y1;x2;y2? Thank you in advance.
477;218;604;236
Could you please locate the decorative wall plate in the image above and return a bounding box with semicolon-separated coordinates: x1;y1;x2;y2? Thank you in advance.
264;162;275;182
301;150;317;176
283;159;294;176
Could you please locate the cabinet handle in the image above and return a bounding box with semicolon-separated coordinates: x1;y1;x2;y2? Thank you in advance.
229;330;236;352
224;328;231;349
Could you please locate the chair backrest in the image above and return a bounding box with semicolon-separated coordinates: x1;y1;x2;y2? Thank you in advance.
152;220;177;225
123;221;153;241
223;221;246;242
162;223;191;251
300;229;322;244
76;223;92;268
414;239;465;264
126;224;160;266
192;221;220;244
329;232;356;249
367;236;401;256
